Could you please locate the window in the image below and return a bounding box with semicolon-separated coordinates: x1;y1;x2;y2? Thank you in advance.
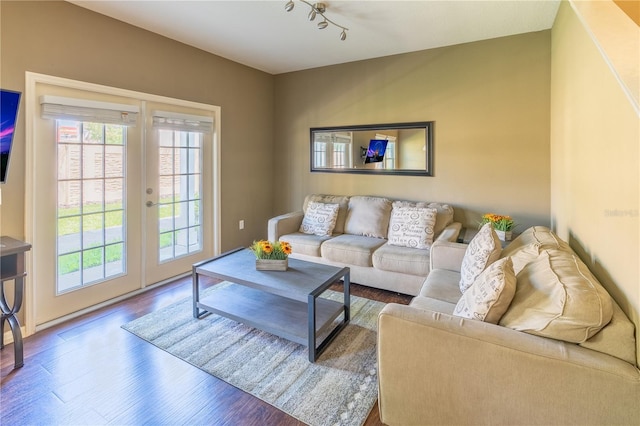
384;142;396;170
313;132;352;168
314;141;327;168
56;120;127;292
156;129;203;262
333;143;348;168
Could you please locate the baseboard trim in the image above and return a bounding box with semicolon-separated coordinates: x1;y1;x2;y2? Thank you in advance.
35;272;190;333
2;326;27;346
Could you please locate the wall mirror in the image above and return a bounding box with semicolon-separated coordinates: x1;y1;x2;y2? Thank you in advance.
310;122;433;176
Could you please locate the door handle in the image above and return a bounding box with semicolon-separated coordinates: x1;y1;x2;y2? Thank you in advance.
146;201;157;207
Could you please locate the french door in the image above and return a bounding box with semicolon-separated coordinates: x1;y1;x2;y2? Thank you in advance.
143;103;214;285
28;75;218;327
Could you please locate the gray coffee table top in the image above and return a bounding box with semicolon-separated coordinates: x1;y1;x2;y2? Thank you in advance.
194;248;349;302
192;248;351;362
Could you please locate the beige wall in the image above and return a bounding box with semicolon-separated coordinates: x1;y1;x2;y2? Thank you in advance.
551;1;640;365
274;31;552;230
5;2;636;367
0;1;274;251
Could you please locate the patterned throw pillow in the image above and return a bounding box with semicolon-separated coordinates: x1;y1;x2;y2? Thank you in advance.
459;223;502;293
299;202;340;236
454;257;516;324
387;206;438;249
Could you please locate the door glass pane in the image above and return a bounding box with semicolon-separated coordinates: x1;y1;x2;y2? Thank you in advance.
56;120;127;293
156;129;203;262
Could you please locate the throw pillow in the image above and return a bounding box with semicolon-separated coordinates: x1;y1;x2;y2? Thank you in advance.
459;223;502;293
391;201;454;238
299;202;340;236
303;195;350;234
387;206;437;249
453;257;516;324
343;196;392;239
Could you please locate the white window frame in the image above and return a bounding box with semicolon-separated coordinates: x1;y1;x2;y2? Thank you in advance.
24;72;221;336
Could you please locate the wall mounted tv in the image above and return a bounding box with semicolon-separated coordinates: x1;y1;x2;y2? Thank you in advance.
364;139;388;164
0;89;21;184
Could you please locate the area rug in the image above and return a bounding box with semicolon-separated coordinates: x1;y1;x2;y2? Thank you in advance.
122;282;385;426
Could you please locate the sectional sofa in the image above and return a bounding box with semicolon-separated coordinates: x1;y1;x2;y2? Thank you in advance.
378;226;640;425
269;196;639;424
268;194;461;296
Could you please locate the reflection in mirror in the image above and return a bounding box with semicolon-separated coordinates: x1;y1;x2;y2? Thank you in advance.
310;122;433;176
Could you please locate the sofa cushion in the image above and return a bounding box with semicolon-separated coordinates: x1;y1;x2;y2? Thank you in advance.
502;226;570;258
459;223;502;293
453;257;516;324
500;227;574;274
579;300;637;365
344;196;392;239
304;195;350;234
372;243;430;276
299;201;339;236
391;201;453;238
502;242;541;275
387;204;437;249
280;232;332;257
321;234;387;267
419;269;462;304
500;249;613;343
410;296;456;315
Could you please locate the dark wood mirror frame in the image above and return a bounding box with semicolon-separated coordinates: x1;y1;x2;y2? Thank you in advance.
310;122;434;176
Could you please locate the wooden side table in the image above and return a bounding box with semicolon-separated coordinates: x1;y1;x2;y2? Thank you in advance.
0;236;32;369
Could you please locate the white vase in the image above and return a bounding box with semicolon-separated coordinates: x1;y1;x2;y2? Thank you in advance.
495;230;513;242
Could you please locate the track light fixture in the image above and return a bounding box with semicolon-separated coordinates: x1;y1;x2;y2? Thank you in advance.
284;0;349;41
285;0;295;12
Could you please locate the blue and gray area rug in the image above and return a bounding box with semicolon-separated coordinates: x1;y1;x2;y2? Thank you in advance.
122;283;384;426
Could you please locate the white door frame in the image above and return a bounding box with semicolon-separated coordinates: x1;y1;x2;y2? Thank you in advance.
24;71;221;335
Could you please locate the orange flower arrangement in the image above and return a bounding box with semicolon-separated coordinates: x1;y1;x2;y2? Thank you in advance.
480;213;516;232
249;240;291;260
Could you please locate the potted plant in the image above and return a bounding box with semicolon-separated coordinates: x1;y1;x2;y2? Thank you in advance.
249;240;292;271
480;213;516;241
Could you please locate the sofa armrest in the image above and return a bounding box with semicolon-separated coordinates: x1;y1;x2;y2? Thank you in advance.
435;221;462;242
429;240;467;272
267;211;304;241
378;304;640;426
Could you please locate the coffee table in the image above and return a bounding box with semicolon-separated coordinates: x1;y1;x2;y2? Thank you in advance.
192;248;350;362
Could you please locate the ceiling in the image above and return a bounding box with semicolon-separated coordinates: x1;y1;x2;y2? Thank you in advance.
68;0;561;75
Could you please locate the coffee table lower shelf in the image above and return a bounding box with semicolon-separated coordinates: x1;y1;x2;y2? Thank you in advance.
197;283;346;351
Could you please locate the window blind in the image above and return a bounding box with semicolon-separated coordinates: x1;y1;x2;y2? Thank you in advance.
39;95;139;126
152;110;213;133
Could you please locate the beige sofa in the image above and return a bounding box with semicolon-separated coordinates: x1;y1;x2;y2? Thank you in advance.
268;194;461;296
378;226;640;425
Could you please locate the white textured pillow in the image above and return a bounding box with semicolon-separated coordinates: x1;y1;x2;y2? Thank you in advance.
454;257;516;324
387;206;437;249
299;202;339;236
459;223;502;293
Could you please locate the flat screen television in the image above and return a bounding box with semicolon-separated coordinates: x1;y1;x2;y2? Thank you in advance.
0;89;21;184
364;139;388;164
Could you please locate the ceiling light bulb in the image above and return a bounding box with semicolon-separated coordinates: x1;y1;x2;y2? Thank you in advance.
340;30;347;41
285;0;294;12
317;20;328;29
308;9;316;21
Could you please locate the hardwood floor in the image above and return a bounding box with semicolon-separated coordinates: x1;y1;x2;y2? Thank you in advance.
1;276;411;425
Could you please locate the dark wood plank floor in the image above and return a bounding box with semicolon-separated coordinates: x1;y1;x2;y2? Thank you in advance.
1;276;411;425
